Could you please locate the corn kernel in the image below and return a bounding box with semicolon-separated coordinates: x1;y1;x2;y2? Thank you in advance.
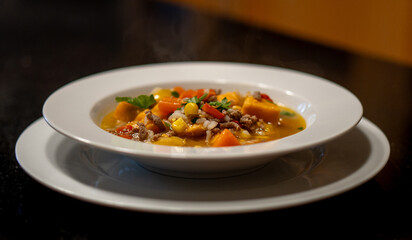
172;117;188;133
184;102;199;116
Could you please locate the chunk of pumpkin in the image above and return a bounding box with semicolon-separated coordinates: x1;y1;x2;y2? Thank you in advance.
212;129;240;147
113;102;138;122
217;91;243;106
135;110;147;122
241;96;280;123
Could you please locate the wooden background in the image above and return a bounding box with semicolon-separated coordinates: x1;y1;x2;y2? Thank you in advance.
162;0;412;66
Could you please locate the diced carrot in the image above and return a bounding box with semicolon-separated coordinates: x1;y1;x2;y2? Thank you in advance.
179;89;196;99
195;89;216;100
201;103;225;119
196;89;205;98
150;103;168;119
113;101;138;122
158;97;183;116
116;125;133;133
115;125;133;139
118;134;133;139
179;88;216;100
172;86;185;95
212;129;240;147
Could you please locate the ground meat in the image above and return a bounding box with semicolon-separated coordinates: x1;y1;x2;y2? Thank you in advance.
145;110;166;132
211;128;221;134
151;129;176;142
240;114;258;130
226;108;242;120
185;113;200;123
219;121;240;130
151;133;162;142
165;130;176;137
252;91;262;100
132;122;149;141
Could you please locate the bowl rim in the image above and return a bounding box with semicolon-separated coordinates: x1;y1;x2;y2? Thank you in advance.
42;61;363;161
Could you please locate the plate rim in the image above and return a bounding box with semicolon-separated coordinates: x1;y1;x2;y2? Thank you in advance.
15;117;390;214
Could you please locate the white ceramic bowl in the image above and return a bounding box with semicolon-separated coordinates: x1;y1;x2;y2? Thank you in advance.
43;62;363;178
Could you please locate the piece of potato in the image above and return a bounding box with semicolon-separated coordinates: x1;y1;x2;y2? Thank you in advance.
241;96;280;123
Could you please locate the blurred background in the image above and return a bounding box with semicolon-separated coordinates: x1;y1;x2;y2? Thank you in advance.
163;0;412;66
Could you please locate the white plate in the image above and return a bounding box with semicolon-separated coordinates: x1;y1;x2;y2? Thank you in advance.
15;117;389;214
42;62;363;177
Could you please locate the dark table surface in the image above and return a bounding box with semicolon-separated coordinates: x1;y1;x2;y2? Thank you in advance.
2;0;412;239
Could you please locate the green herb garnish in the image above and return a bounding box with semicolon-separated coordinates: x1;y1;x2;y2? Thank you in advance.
208;97;232;111
191;117;199;124
171;91;180;98
164;121;172;130
280;110;295;117
184;93;208;105
297;127;304;130
115;94;156;109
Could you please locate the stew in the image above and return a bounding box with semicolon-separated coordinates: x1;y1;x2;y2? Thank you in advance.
100;86;306;147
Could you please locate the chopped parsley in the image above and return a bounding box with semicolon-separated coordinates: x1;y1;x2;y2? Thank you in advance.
115;94;156;109
280;110;295;117
164;121;172;130
208;97;232;111
171;91;180;98
191;117;199;123
297;127;304;130
184;93;208;105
